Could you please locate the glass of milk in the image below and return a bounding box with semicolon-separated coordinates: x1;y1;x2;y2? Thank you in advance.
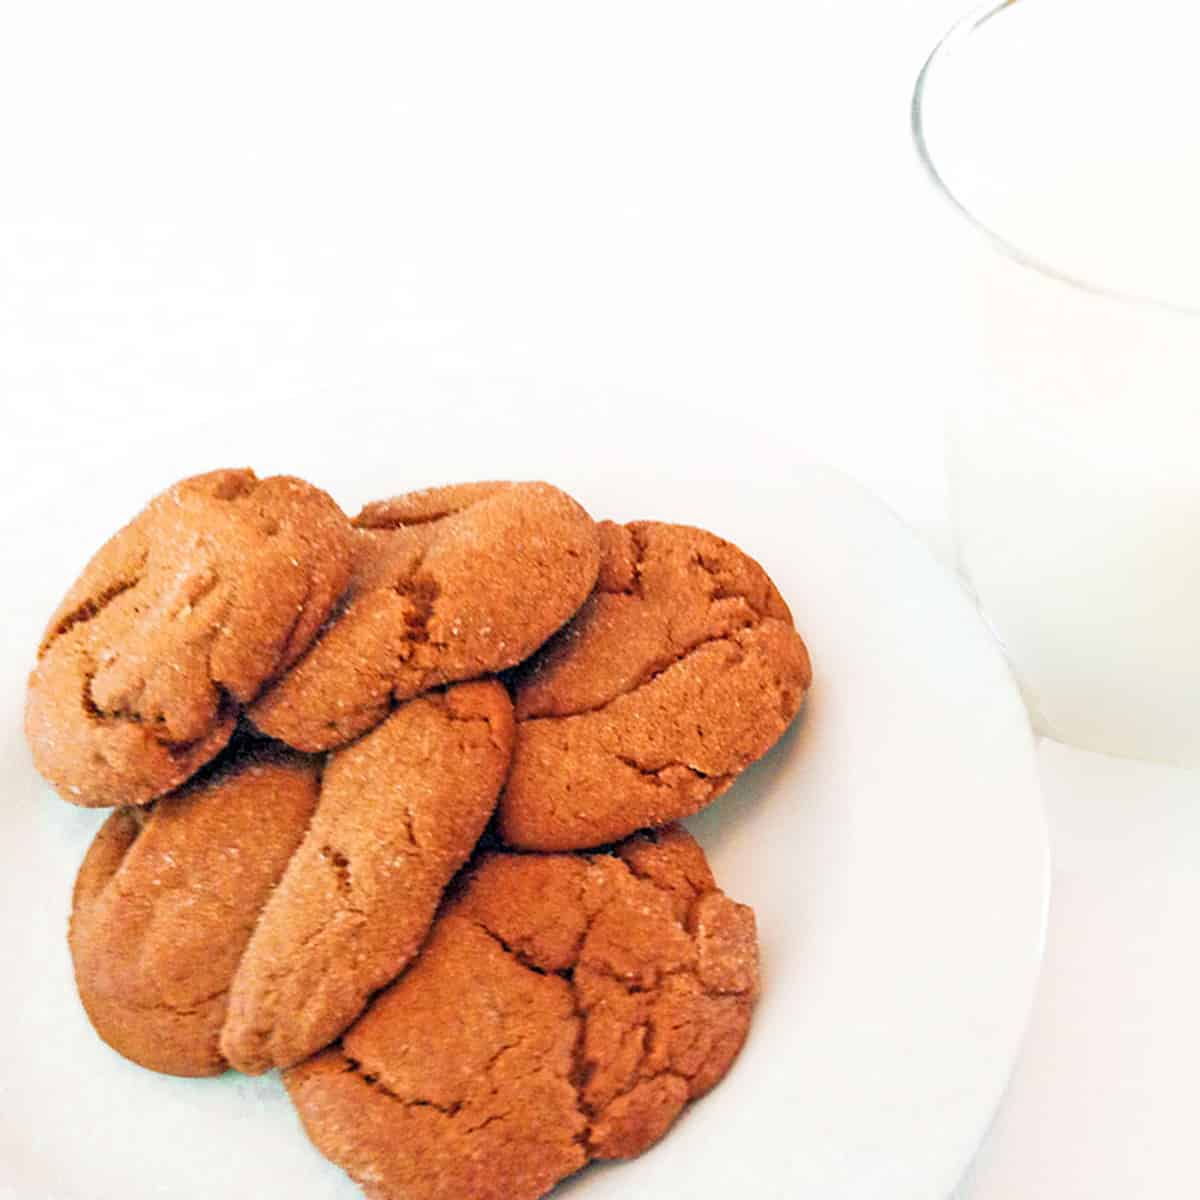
913;0;1200;766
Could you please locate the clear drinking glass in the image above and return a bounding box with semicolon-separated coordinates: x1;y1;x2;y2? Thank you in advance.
912;0;1200;766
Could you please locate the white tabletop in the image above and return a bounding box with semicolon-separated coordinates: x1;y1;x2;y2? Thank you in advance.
2;2;1194;1196
956;744;1200;1200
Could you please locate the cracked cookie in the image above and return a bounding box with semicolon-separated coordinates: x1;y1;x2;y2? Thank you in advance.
69;744;321;1077
497;520;813;850
221;679;515;1073
248;481;600;752
26;469;354;808
284;824;758;1200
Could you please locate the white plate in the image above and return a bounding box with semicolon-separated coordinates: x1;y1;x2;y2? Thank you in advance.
0;467;1047;1200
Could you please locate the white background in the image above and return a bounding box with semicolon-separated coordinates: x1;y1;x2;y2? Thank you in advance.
2;2;1195;1196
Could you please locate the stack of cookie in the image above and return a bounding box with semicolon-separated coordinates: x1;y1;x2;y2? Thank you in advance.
25;470;813;1200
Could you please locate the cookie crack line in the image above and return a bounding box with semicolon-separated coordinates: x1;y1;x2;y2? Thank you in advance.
622;524;650;600
567;978;596;1144
471;920;563;979
388;539;436;637
584;1065;690;1129
614;754;733;789
689;550;774;622
100;984;231;1020
430;702;502;728
614;839;705;902
264;544;445;724
360;508;464;530
581;948;743;1005
592;530;772;622
81;664;237;757
39;561;148;658
341;1057;464;1115
519;629;758;724
261;565;317;680
339;1046;537;1127
430;701;514;757
292;899;369;956
577;956;688;996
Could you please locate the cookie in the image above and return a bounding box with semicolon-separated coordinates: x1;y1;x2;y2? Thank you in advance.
221;679;514;1073
248;481;600;752
285;825;759;1200
497;520;812;849
26;469;354;808
69;746;321;1077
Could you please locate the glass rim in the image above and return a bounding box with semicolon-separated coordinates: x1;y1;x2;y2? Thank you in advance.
911;0;1200;319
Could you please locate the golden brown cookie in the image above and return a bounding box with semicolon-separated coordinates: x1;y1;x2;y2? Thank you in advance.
69;745;321;1076
26;469;354;808
248;481;600;752
497;520;813;850
285;825;759;1200
221;679;514;1073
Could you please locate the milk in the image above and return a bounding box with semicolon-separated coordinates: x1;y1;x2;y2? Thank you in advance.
918;0;1200;765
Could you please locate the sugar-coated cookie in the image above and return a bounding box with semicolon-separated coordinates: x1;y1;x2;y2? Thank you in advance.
222;680;514;1073
69;745;320;1076
249;482;600;752
27;469;353;807
498;520;812;849
284;825;759;1200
